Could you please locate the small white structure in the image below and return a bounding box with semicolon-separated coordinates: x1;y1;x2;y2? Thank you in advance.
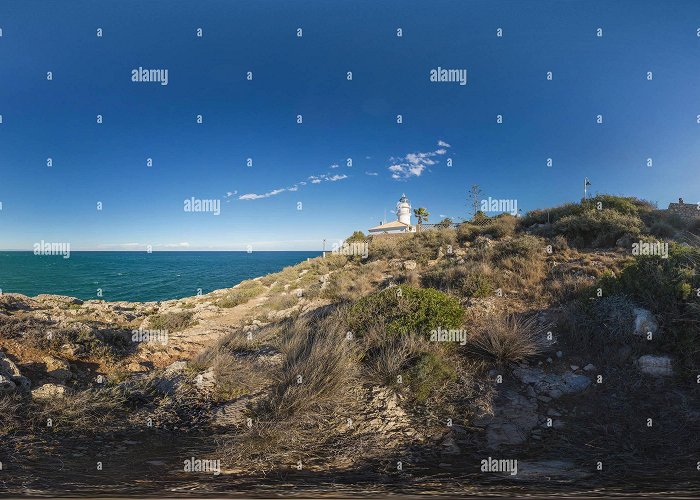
368;194;416;234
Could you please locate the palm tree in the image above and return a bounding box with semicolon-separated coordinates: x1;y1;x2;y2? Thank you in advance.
414;207;430;232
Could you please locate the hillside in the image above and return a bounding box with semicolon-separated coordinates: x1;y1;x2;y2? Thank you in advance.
1;195;699;495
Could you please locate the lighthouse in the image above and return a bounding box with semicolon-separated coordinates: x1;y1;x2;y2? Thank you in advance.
368;194;416;234
397;194;412;225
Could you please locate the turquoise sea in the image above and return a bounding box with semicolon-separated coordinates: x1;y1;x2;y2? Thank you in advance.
0;251;320;302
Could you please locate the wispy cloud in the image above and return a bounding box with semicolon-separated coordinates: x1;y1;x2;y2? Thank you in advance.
365;171;379;176
239;170;349;201
388;140;451;180
239;188;286;200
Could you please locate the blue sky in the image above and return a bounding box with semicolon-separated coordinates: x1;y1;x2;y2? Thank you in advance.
1;0;699;250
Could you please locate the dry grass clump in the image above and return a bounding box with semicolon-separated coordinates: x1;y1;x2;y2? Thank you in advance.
148;311;194;332
192;330;275;401
266;315;356;417
216;282;266;308
264;292;299;312
422;261;496;298
322;261;384;302
363;325;421;387
0;393;23;435
465;312;547;364
30;386;128;432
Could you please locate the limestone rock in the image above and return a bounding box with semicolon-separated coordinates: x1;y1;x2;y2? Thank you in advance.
633;308;658;338
472;389;538;448
32;383;74;399
195;367;216;392
512;366;591;399
43;355;72;382
0;351;21;377
403;260;417;271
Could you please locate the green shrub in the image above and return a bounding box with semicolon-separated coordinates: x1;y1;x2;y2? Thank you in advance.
346;285;464;338
406;351;455;402
551;209;643;248
421;263;494;298
597;244;700;370
457;215;516;243
345;231;367;243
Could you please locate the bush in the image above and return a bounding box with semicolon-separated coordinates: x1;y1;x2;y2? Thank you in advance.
551;209;643;248
346;285;465;338
597;244;700;371
421;262;495;299
649;220;676;239
345;231;367;243
406;351;456;402
322;262;383;302
465;312;546;364
457;216;516;243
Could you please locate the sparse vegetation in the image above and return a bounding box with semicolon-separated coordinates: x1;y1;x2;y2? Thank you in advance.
148;311;194;332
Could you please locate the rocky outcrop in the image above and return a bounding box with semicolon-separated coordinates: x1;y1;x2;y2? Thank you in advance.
31;383;74;399
0;351;31;394
473;389;538;448
512;366;591;399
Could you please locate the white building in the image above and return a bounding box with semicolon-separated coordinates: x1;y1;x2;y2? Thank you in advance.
368;194;416;234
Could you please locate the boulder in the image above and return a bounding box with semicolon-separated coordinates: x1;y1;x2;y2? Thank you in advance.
633;308;658;338
637;355;672;377
512;367;591;399
403;260;417;271
11;375;31;393
154;360;188;395
0;351;21;377
195;367;216;392
43;356;72;382
0;374;17;394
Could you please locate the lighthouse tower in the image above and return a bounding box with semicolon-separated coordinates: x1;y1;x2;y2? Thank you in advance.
397;194;412;225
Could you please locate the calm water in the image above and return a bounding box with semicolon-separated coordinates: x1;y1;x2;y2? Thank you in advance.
0;251;320;302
